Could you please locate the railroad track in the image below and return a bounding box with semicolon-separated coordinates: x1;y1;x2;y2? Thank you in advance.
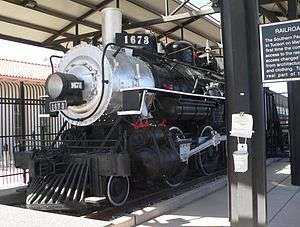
14;168;226;221
83;169;226;221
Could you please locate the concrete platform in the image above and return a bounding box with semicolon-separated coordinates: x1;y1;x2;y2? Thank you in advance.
0;159;295;227
140;159;297;227
0;204;110;227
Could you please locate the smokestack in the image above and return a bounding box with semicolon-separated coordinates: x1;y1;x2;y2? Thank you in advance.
101;8;122;47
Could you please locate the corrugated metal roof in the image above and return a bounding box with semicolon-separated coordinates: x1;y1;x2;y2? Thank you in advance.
0;58;52;81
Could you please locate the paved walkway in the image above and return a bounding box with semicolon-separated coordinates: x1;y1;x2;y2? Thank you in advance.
140;159;297;227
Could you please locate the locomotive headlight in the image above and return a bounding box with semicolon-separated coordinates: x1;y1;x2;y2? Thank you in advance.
45;72;84;106
46;73;64;99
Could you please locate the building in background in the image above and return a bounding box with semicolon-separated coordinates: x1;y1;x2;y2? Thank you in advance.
0;58;52;82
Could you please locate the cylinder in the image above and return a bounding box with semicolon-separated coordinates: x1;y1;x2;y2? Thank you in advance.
101;8;122;47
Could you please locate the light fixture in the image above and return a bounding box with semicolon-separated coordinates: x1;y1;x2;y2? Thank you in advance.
22;0;37;8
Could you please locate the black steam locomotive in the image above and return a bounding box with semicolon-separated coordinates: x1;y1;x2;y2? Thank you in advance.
15;8;226;208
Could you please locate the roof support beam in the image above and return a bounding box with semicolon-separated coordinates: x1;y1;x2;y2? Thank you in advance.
51;7;220;47
67;0;102;11
259;7;280;22
0;33;67;51
276;2;287;16
50;0;219;46
125;9;217;28
1;0;101;30
43;0;114;44
51;15;180;45
126;0;220;44
259;0;286;4
0;15;75;38
61;0;180;43
170;0;190;16
157;16;201;39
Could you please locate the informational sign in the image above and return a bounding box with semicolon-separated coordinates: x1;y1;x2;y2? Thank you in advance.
260;19;300;82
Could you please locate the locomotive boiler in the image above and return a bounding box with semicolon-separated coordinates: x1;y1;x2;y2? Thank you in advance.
16;8;226;208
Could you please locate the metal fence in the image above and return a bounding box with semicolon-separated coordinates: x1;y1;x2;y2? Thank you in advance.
0;80;66;186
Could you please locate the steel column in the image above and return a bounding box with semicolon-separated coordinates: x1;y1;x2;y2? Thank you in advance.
287;0;300;186
221;0;266;226
165;0;169;16
19;82;26;152
73;24;80;46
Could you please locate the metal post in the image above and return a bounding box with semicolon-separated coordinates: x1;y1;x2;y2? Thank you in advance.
165;0;169;16
221;0;266;226
19;82;26;183
19;82;26;152
73;24;80;46
288;0;297;19
287;0;300;185
180;26;184;40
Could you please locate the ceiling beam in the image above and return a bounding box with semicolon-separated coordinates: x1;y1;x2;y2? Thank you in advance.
276;2;288;16
0;15;75;38
259;7;281;22
43;0;114;44
67;0;99;10
126;0;220;44
51;0;217;46
157;16;201;39
125;15;180;41
125;8;217;28
50;14;181;45
1;0;101;30
170;0;190;15
0;33;67;52
259;0;287;4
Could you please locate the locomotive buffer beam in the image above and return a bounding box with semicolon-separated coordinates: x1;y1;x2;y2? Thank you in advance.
178;134;226;162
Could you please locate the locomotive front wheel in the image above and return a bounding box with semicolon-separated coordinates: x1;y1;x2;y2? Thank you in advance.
165;127;187;187
107;176;130;206
196;126;220;176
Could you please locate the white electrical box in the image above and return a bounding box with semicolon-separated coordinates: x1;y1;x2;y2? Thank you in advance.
233;144;248;173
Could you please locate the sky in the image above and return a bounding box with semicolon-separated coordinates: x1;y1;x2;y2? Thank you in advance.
0;0;286;94
190;0;221;22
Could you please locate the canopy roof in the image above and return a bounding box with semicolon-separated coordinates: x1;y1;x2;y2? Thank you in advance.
0;0;295;53
0;0;222;51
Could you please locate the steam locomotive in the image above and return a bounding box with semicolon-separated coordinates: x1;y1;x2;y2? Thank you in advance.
16;8;226;208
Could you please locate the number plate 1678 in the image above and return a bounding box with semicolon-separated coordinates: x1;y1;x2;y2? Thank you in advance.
116;33;151;46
